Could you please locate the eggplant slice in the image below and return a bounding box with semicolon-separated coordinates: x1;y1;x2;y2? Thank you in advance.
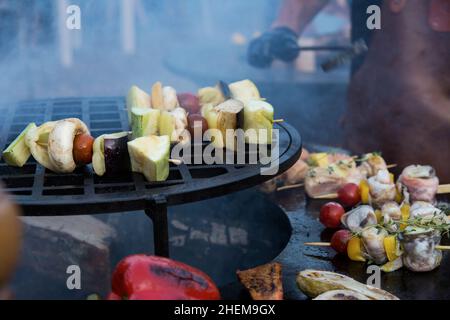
93;132;130;176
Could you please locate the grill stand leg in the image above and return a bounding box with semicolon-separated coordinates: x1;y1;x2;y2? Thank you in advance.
145;196;169;257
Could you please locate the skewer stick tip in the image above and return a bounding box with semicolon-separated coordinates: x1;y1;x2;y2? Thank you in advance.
169;159;183;165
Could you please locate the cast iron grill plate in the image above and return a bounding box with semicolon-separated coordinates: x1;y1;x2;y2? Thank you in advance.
0;97;302;216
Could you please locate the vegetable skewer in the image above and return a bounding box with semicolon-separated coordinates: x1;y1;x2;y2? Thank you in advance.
304;242;450;251
312;183;450;199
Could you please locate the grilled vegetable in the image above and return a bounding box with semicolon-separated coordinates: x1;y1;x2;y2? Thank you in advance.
110;255;220;300
130;107;160;139
202;99;243;149
240;100;274;144
381;257;403;273
198;87;225;106
384;235;400;262
313;289;370;300
47;119;90;173
127;135;170;182
337;183;361;208
347;236;366;262
25;121;59;172
2;123;36;167
178;93;201;114
296;270;399;300
162;86;179;111
151;81;164;109
187;114;208;139
319;202;345;229
104;133;131;175
308;153;329;167
237;262;283;300
126;85;151;124
92;132;130;176
159;107;189;144
229;79;261;104
330;230;352;254
73;134;94;165
151;82;179;111
359;180;370;204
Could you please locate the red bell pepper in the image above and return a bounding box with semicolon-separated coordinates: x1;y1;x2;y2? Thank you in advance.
108;255;220;300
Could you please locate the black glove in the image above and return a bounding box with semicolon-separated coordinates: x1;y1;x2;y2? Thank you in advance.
247;27;300;68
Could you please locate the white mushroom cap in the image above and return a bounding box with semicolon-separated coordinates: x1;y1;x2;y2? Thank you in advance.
47;118;89;173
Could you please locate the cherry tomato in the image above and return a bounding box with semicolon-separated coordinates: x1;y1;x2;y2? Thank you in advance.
319;202;345;229
337;183;361;208
73;134;94;165
330;229;352;254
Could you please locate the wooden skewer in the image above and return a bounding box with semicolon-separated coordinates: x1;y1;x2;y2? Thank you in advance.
305;242;450;251
438;184;450;194
312;193;338;199
304;242;331;247
277;183;304;191
272;119;284;123
169;159;183;165
386;164;397;169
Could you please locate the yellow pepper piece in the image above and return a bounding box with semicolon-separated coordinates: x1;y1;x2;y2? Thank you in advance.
347;236;366;262
375;209;382;223
384;235;399;261
381;257;403;273
389;173;395;183
309;153;329;168
395;189;402;203
400;203;410;231
359;180;370;204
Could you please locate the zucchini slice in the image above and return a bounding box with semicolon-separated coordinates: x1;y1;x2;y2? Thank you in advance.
131;107;160;139
126;85;151;124
127;135;170;182
296;270;399;300
2;123;36;167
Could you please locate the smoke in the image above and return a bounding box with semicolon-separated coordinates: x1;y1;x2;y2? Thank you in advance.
0;0;277;102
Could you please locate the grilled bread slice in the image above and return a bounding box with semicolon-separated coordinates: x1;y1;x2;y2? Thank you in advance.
236;262;283;300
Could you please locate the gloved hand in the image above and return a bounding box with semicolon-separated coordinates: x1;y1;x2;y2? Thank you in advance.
247;27;300;68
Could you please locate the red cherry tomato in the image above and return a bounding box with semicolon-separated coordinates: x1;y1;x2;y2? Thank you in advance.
319;202;345;229
330;229;352;254
337;183;361;208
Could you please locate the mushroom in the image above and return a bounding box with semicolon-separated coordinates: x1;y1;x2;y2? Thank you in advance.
162;86;180;111
400;227;442;272
361;227;388;265
47;118;90;173
367;169;396;207
341;205;377;233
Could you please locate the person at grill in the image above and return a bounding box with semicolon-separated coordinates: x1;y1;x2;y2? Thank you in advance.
248;0;450;181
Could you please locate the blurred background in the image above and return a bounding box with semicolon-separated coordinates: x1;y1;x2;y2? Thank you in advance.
0;0;351;147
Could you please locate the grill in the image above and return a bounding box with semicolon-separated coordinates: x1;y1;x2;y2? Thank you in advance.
0;97;302;257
